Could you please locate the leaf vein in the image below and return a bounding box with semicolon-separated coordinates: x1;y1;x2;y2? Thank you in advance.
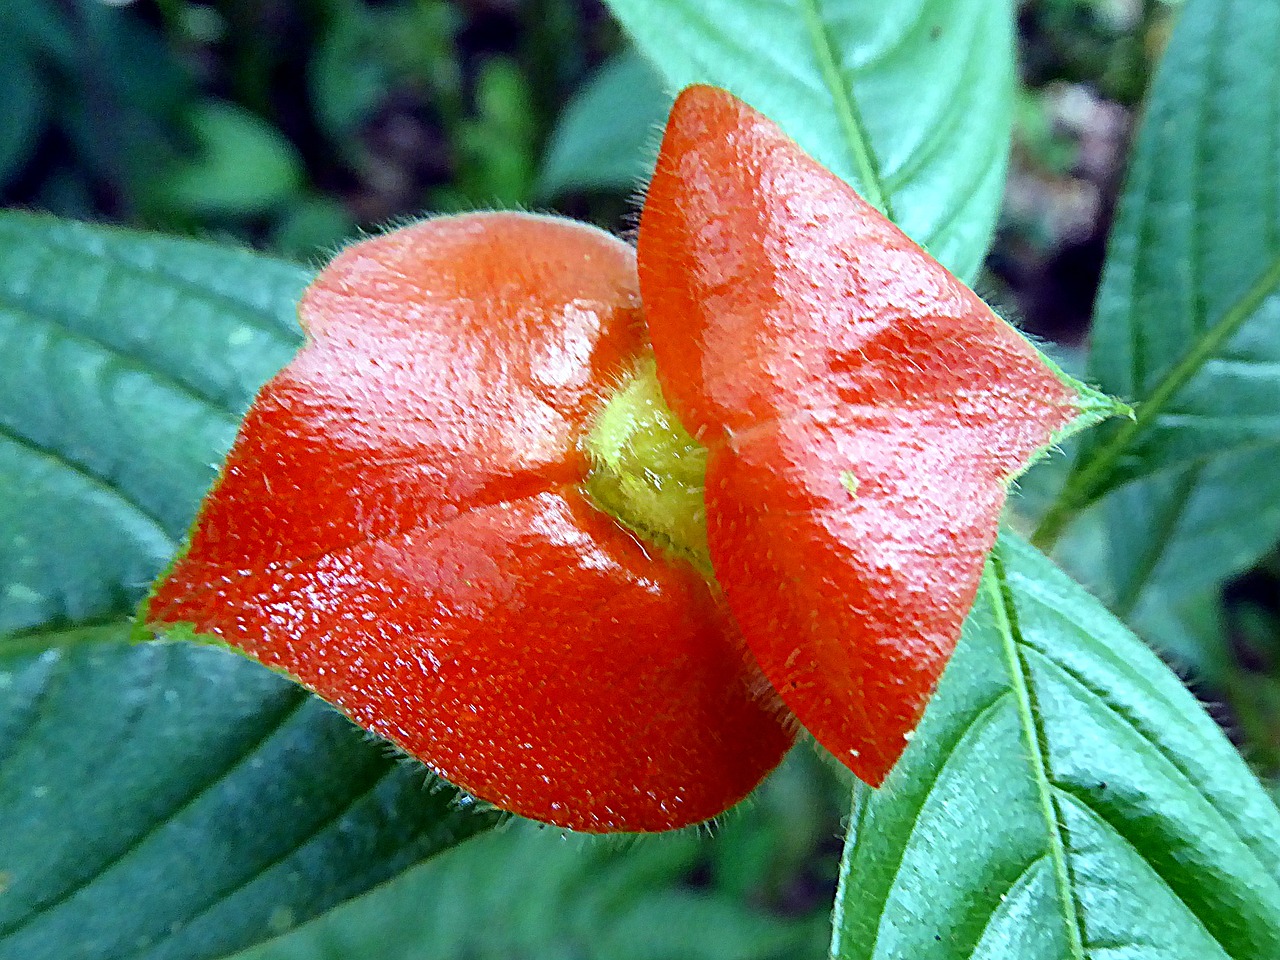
960;852;1051;960
1024;645;1280;897
125;759;397;960
881;0;992;193
0;289;244;419
0;425;175;543
988;546;1087;959
0;684;310;942
1034;249;1280;543
0;621;135;660
0;651;69;787
3;221;306;343
1051;787;1238;960
862;688;1015;958
798;0;892;217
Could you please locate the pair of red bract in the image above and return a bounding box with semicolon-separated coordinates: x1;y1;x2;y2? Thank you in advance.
149;87;1081;832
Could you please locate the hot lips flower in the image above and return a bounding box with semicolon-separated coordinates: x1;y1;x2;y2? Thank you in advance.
148;86;1091;832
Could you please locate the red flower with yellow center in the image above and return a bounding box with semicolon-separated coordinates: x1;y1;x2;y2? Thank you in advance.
148;87;1087;832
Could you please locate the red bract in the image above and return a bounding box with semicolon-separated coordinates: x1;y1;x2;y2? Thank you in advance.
640;87;1079;783
148;213;793;832
150;86;1082;831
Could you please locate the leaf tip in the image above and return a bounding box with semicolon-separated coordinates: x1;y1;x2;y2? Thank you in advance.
1047;360;1132;444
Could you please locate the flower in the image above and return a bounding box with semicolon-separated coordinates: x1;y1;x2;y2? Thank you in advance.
148;86;1083;832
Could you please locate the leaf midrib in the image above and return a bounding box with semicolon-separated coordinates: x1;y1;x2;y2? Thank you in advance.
1110;252;1280;463
1000;543;1272;956
796;0;892;218
1052;787;1240;959
1034;251;1280;548
1031;648;1280;902
0;620;134;659
987;547;1087;960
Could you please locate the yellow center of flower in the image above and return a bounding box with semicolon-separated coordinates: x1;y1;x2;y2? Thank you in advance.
584;357;712;575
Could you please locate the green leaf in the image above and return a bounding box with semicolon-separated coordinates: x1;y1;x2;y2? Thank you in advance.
601;0;1015;281
434;57;537;210
157;101;305;218
1103;448;1280;621
536;51;672;199
234;826;813;960
0;213;304;633
1036;0;1280;554
831;534;1280;959
232;752;838;960
0;640;497;960
0;213;498;960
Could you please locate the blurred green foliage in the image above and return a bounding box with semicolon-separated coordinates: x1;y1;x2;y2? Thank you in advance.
0;0;636;259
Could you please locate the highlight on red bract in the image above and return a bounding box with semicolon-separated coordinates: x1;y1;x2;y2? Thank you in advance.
147;85;1089;832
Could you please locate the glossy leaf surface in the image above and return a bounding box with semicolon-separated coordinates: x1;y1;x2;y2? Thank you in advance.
1038;0;1280;566
0;641;497;960
0;213;497;960
831;534;1280;960
638;88;1083;786
149;212;793;833
604;0;1014;282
